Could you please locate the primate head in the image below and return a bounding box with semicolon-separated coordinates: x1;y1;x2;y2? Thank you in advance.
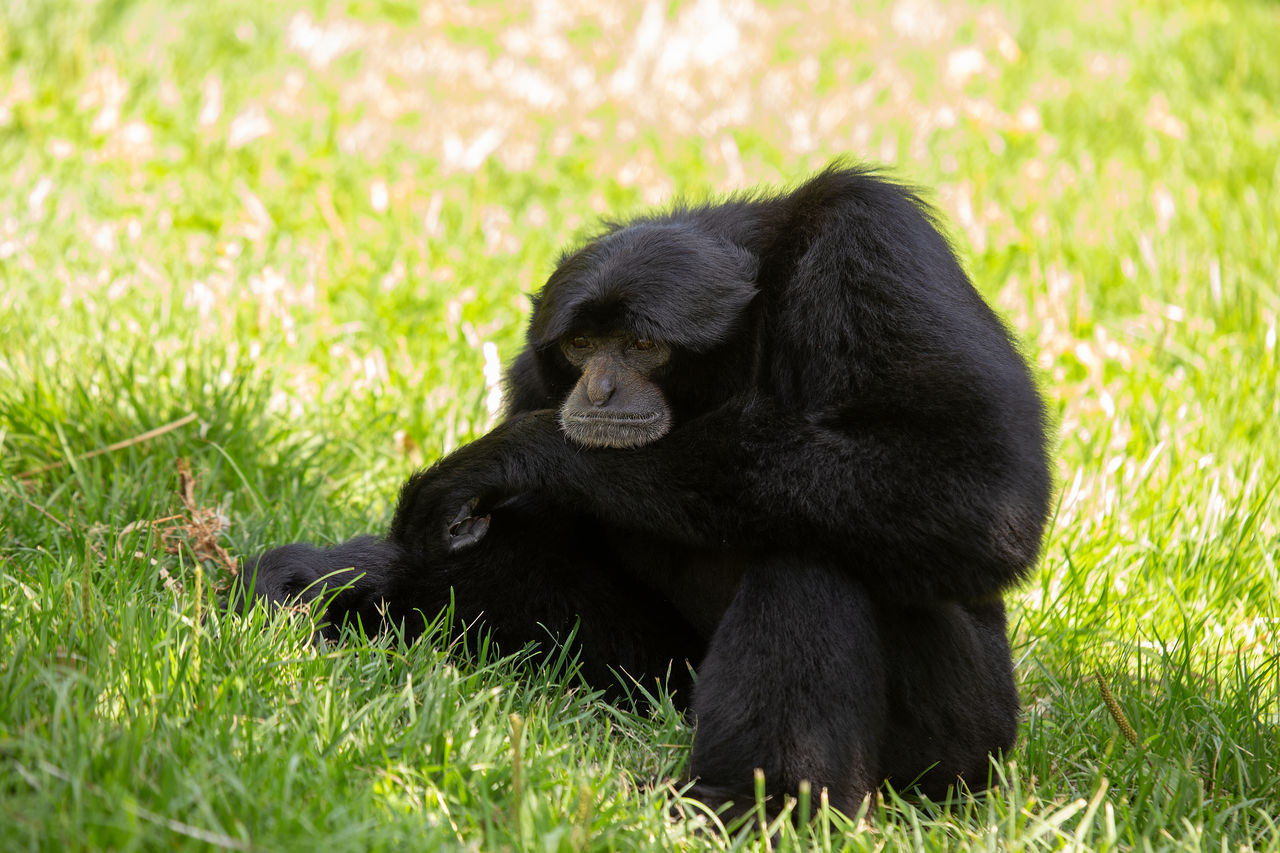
527;222;759;449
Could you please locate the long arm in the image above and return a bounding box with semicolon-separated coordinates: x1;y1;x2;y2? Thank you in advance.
392;390;1048;604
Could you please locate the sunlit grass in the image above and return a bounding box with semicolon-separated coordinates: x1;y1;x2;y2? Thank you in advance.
1;0;1277;850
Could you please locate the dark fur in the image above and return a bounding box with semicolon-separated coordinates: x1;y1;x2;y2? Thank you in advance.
238;165;1052;817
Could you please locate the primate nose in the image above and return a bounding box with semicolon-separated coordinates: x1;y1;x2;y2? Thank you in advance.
588;373;615;406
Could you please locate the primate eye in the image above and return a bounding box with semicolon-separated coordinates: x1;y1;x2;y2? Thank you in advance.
632;338;655;351
570;336;591;350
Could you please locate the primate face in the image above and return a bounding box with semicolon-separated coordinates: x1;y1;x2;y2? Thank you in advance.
557;332;673;449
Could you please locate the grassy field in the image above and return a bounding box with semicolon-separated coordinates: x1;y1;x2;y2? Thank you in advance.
2;0;1277;849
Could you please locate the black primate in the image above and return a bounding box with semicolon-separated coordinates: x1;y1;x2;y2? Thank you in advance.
240;165;1052;817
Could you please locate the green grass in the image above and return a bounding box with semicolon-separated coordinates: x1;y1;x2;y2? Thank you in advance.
2;0;1277;849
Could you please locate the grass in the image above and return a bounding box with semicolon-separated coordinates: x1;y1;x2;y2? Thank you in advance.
1;0;1277;849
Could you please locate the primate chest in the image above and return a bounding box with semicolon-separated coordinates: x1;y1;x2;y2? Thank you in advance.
607;529;746;640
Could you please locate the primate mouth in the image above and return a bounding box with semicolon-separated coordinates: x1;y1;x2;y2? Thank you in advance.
560;410;671;449
565;411;662;424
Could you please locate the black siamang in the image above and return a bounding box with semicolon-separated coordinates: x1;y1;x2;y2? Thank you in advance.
240;164;1052;817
